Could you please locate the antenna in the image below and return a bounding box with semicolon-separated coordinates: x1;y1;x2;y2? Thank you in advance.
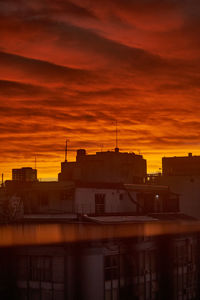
65;140;68;162
34;155;37;170
116;120;118;148
115;120;119;152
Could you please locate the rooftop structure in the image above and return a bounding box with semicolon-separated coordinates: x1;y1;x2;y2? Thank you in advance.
3;180;179;218
58;148;147;184
162;153;200;176
12;167;37;182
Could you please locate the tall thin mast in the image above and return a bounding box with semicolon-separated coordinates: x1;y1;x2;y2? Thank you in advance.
116;120;118;149
65;140;68;162
35;155;37;170
115;120;119;152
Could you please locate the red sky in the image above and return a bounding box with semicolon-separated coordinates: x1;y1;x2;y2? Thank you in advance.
1;0;200;180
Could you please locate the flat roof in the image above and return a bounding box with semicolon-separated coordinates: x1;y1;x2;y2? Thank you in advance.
124;183;169;191
83;215;158;224
76;182;169;191
23;214;77;221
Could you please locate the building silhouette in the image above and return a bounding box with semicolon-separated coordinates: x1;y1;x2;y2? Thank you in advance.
162;153;200;176
12;167;37;182
153;153;200;219
58;148;146;184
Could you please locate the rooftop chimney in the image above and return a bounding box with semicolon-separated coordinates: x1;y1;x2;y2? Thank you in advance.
76;149;86;161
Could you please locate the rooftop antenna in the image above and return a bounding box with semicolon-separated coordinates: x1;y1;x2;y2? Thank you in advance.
34;155;37;170
65;139;68;162
115;120;119;153
1;173;4;187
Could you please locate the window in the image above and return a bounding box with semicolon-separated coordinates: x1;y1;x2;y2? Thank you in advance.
41;290;52;300
119;194;123;200
105;256;119;281
154;194;161;212
38;192;49;206
29;289;40;300
16;255;55;300
143;194;154;213
95;193;105;215
18;289;27;300
17;256;28;280
174;241;198;300
60;189;73;201
29;256;52;281
105;255;119;300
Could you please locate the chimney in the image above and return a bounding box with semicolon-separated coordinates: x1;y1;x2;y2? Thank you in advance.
76;149;86;161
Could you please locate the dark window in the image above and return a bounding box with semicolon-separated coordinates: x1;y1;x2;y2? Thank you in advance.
38;192;49;206
143;194;154;213
29;289;40;300
60;189;73;201
17;256;28;280
41;290;52;300
95;193;105;215
18;289;27;300
29;256;52;281
105;255;119;300
174;241;197;299
119;194;123;200
105;255;119;281
60;190;68;201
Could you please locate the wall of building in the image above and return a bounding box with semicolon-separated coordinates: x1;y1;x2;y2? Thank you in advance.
15;246;66;300
4;229;198;300
74;185;178;216
3;180;179;219
160;176;200;219
79;248;104;300
74;187;136;215
0;188;23;222
22;182;75;214
162;154;200;176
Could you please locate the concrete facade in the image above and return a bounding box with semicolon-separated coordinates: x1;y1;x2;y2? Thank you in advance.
154;153;200;219
159;175;200;219
74;183;179;215
2;181;179;217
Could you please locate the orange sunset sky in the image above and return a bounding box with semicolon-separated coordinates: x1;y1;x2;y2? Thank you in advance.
1;0;200;180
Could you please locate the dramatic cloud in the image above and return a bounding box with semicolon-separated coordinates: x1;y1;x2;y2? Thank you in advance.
1;0;200;179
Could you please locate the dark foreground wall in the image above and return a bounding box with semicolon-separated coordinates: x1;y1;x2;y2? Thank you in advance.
0;232;199;300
